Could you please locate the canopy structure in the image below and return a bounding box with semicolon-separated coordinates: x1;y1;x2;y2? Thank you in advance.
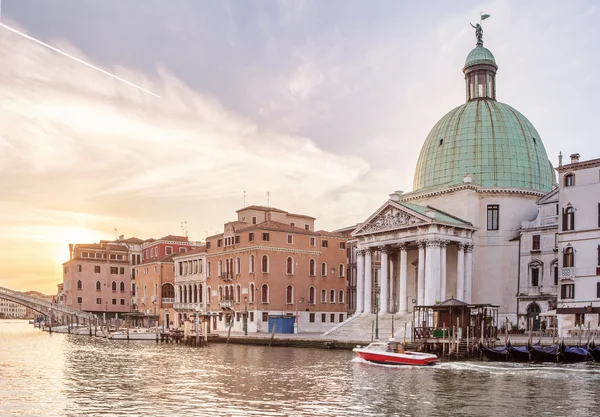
540;310;557;317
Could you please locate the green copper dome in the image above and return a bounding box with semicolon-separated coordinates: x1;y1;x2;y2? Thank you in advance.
464;46;496;69
412;39;554;193
413;100;554;192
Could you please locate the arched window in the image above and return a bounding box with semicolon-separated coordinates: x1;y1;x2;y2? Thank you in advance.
552;260;559;286
193;284;198;303
199;284;203;303
183;286;187;303
199;260;203;273
563;246;575;268
162;283;175;299
321;289;327;303
286;257;294;275
111;281;117;291
249;283;255;303
218;260;223;277
249;255;255;273
218;286;223;301
261;284;269;303
236;284;241;303
96;281;101;291
206;286;211;304
207;262;211;277
236;257;241;275
330;289;336;303
564;173;575;187
339;290;344;303
563;206;575;231
321;262;327;276
77;280;83;290
262;255;269;273
120;281;125;292
308;286;316;304
286;285;293;304
339;264;344;277
309;259;316;276
529;261;542;287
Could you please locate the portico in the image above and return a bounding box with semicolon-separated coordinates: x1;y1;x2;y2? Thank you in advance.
352;200;476;314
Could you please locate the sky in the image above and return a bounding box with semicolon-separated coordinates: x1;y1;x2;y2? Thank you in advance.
0;1;599;293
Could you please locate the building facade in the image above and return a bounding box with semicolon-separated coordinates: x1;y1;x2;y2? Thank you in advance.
132;254;176;327
556;154;600;335
0;300;27;318
204;206;348;333
172;247;207;328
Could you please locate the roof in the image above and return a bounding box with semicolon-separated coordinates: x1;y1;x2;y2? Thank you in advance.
236;205;287;214
413;99;554;193
75;243;128;251
287;212;316;220
238;220;319;235
173;245;207;258
464;45;496;70
316;230;346;238
399;202;472;226
138;253;176;265
157;235;188;242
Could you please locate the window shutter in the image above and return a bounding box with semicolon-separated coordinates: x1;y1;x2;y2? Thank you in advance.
597;282;600;299
562;208;566;231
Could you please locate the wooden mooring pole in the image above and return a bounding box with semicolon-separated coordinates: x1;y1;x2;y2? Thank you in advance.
269;321;277;347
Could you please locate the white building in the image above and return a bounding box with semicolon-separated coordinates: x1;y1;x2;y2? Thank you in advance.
556;154;600;336
0;300;27;318
172;247;208;329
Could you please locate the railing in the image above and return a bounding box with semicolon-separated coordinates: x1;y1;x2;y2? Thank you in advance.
162;297;175;304
0;286;95;320
174;302;204;311
220;272;234;282
561;267;575;279
219;300;234;309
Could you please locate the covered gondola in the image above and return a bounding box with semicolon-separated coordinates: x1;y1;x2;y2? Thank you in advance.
527;341;563;363
560;341;590;363
479;342;509;361
507;341;530;362
587;340;600;362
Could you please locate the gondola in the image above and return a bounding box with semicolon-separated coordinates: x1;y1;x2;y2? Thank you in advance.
479;342;510;361
527;341;563;362
560;341;590;363
587;340;600;362
507;341;530;362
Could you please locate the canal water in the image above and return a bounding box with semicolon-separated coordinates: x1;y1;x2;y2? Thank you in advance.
2;320;600;417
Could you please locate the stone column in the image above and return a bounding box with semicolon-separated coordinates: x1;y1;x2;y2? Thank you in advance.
465;244;474;303
456;243;465;301
356;250;365;314
398;244;408;313
417;241;425;305
197;285;201;306
379;247;389;313
424;240;436;306
364;249;373;314
440;240;448;302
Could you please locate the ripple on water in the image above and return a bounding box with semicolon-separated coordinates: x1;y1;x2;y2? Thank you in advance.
2;321;600;417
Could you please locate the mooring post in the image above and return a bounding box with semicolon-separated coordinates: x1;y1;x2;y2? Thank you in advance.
226;321;232;344
269;320;277;347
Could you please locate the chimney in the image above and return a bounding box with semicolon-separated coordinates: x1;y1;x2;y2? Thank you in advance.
570;153;580;164
558;151;563;167
69;244;74;260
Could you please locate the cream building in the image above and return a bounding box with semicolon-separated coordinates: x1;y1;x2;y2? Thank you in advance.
349;27;556;327
172;247;207;328
556;154;600;335
0;300;27;318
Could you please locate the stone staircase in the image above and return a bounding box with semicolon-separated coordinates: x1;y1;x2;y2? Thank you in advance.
322;313;413;341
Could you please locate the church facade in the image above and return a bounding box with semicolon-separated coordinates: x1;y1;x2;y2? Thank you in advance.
349;28;557;327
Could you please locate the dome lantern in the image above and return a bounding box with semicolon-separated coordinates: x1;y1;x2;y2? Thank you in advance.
463;18;497;101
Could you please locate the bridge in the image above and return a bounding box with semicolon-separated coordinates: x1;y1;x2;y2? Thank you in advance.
0;285;96;324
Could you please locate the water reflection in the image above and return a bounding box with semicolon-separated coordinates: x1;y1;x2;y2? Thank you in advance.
2;321;600;417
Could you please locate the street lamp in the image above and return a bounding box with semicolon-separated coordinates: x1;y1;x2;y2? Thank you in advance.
375;297;379;340
243;296;248;336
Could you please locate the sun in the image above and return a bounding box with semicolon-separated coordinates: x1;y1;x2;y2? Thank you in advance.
53;226;106;265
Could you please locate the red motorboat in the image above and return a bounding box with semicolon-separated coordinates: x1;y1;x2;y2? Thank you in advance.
353;341;439;366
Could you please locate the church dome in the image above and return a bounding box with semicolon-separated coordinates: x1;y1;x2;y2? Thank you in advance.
412;36;554;193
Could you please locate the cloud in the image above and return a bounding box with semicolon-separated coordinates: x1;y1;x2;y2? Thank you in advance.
0;20;394;292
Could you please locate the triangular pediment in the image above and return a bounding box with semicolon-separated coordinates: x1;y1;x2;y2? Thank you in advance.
352;201;429;237
536;187;558;205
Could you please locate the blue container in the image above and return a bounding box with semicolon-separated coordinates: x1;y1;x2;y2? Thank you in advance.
267;316;295;334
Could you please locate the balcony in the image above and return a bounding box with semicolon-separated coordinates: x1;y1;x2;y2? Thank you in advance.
162;297;175;304
220;272;234;282
561;267;575;280
174;302;203;311
219;299;234;309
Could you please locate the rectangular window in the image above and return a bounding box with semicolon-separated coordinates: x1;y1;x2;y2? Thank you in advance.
76;264;82;272
217;239;222;247
339;242;346;250
94;265;101;273
81;252;89;258
110;267;118;274
531;268;539;287
96;298;102;305
165;246;173;255
262;233;270;241
249;232;254;242
64;266;69;274
120;299;125;305
322;240;328;248
532;235;540;251
575;313;585;326
249;312;254;322
330;313;335;323
310;237;316;246
252;216;257;225
487;205;499;230
287;235;293;244
321;313;326;323
112;299;117;305
262;312;268;322
305;224;310;231
339;313;344;323
236;312;241;322
309;313;315;323
561;284;575;299
597;282;600;298
235;235;240;244
598;202;600;227
77;297;82;304
554;266;559;286
290;222;295;227
120;267;125;274
206;241;211;250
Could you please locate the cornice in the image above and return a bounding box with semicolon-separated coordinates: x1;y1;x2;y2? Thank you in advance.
206;246;322;258
399;184;546;202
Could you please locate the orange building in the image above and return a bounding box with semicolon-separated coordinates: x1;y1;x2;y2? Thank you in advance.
203;206;348;333
132;254;176;328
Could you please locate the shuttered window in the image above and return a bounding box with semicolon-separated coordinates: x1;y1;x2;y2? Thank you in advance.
487;205;499;230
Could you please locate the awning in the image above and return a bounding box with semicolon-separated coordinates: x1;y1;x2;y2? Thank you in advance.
557;306;600;314
540;309;557;317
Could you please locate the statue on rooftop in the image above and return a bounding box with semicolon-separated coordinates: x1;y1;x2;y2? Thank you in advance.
470;22;483;46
